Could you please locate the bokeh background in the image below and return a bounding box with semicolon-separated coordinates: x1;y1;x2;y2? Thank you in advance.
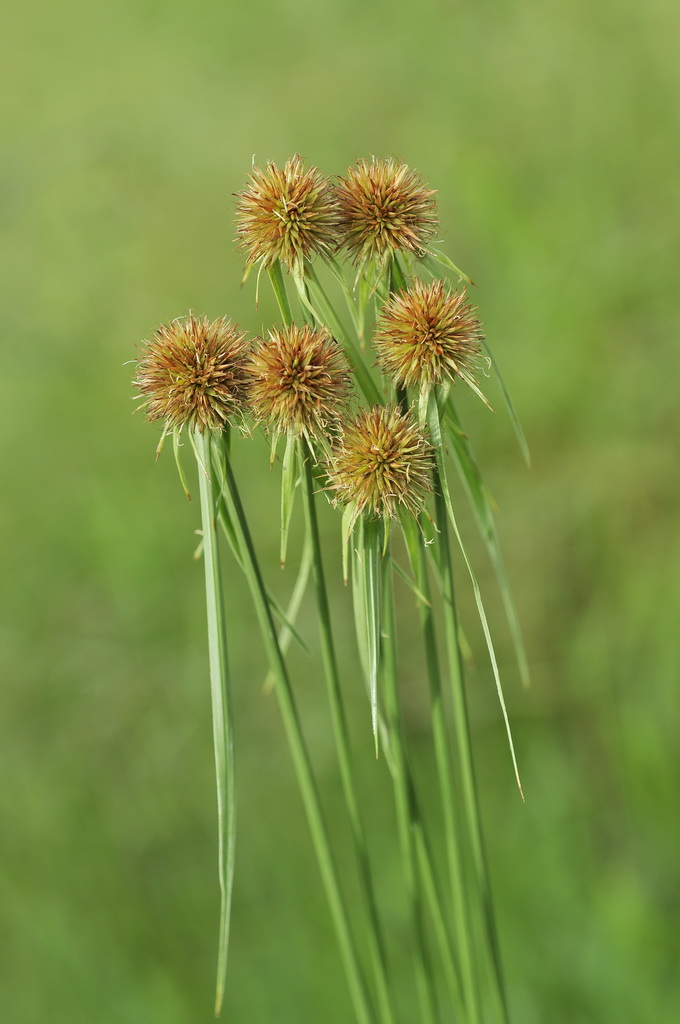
2;0;678;1020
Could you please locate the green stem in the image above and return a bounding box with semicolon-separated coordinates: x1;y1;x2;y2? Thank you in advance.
381;543;438;1024
372;632;465;1016
301;445;397;1024
386;252;476;1019
214;439;375;1024
413;819;464;1014
433;471;511;1024
412;526;483;1024
194;430;236;1017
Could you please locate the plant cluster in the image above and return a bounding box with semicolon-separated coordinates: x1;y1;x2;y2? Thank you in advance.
133;154;530;1023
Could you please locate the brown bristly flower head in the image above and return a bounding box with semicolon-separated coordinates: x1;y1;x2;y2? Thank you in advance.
327;405;433;523
134;313;250;433
335;158;438;267
247;324;352;440
234;155;339;274
375;278;485;398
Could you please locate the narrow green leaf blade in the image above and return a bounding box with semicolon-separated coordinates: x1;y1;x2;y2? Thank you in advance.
212;441;308;656
195;431;236;1015
323;256;367;341
303;264;384;406
172;427;192;501
280;434;298;568
341;501;356;585
389;253;408;292
263;534;313;691
363;518;382;755
350;528;370;685
482;340;531;466
428;397;524;799
444;400;531;688
351;518;382;752
267;260;293;327
392;559;432;608
268;589;311;656
421;248;474;286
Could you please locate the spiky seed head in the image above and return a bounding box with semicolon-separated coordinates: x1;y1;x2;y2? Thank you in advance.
375;279;485;397
327;405;433;522
335;158;438;267
234;154;339;273
134;313;250;432
247;324;352;439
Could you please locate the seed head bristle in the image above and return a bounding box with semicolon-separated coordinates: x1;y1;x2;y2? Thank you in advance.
247;324;352;440
327;405;433;522
134;313;250;433
335;158;438;267
375;279;485;397
235;155;339;273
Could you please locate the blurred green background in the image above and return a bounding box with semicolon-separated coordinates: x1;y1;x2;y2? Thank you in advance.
2;0;678;1020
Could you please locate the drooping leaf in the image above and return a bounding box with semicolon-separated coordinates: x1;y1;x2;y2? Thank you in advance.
428;395;524;798
482;339;531;466
421;248;474;287
444;399;531;688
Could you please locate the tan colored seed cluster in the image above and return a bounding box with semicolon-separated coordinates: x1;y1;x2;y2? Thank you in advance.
375;279;484;396
235;155;339;273
327;404;433;523
134;313;250;432
335;158;438;267
247;324;352;439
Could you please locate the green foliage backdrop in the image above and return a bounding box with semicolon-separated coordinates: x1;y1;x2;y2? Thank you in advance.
1;1;678;1020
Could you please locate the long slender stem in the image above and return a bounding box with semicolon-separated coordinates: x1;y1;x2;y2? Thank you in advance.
381;542;438;1024
377;713;464;1005
412;819;464;1014
215;440;375;1024
391;250;508;1021
195;430;236;1017
386;252;478;1020
412;527;483;1024
375;612;467;1019
301;446;397;1024
434;472;510;1024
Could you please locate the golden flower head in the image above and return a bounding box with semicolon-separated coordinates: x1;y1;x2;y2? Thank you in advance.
247;323;352;440
335;158;438;267
134;313;250;433
327;404;433;522
375;279;485;397
234;154;339;274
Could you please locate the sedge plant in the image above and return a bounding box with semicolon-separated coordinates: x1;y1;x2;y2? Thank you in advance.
131;152;530;1022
